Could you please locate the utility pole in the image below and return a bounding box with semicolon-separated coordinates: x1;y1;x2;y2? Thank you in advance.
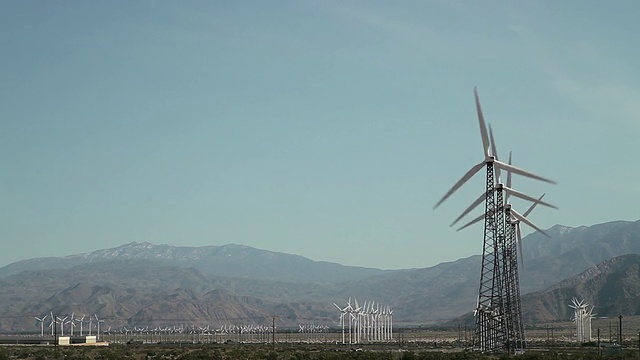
618;315;622;346
53;313;58;350
597;329;600;359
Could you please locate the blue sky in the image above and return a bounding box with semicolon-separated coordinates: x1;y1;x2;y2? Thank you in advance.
1;1;639;269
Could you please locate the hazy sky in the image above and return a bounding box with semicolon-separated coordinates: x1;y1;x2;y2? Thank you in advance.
2;1;639;270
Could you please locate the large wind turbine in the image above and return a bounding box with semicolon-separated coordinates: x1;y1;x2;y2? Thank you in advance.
433;89;555;211
434;88;556;354
461;147;553;353
35;314;48;337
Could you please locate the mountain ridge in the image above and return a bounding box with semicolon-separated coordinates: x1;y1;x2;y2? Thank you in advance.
0;242;389;284
1;219;639;332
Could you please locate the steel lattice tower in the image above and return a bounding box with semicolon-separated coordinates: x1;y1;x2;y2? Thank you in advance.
474;174;528;354
436;88;555;355
474;161;507;352
505;206;526;351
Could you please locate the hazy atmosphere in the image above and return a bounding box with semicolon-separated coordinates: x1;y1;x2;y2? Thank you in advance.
1;1;639;269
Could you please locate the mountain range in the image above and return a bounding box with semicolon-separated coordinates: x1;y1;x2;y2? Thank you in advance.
1;219;639;332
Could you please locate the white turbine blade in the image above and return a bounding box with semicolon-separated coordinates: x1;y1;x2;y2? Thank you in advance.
474;87;491;159
450;191;488;227
494;160;556;184
511;209;550;238
433;161;485;209
506;151;512;188
523;193;546;217
456;209;495;232
505;151;512;203
503;186;557;209
334;303;343;311
488;124;501;182
488;124;499;161
517;223;524;270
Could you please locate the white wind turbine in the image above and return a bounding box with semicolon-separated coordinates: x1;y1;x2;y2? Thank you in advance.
333;302;348;344
352;299;362;344
49;312;56;336
388;306;393;341
78;315;86;336
95;314;104;340
433;88;556;212
569;297;586;342
35;314;48;337
68;312;75;337
366;301;375;342
584;305;595;342
345;298;355;344
569;298;594;342
449;125;557;231
455;150;552;253
57;315;68;336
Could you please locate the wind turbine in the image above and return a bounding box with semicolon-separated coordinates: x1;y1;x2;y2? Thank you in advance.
569;297;586;342
49;312;56;336
388;306;394;341
334;302;348;344
68;312;75;337
583;305;595;342
449;128;557;231
433;89;555;211
78;315;85;336
345;298;354;344
57;316;68;336
352;299;362;344
434;89;556;354
95;314;104;341
35;314;48;337
454;141;553;352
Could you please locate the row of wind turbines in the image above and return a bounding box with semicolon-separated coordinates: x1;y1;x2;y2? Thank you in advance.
34;312;104;338
334;298;393;344
105;324;276;343
569;297;595;343
434;88;557;353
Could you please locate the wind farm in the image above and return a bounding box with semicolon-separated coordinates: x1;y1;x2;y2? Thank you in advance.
3;0;640;358
1;88;639;360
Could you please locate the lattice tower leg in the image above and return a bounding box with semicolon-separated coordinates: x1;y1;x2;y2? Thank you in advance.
474;163;500;352
493;187;508;353
507;220;526;352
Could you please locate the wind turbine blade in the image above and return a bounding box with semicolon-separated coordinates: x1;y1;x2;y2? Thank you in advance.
517;223;524;270
474;87;491;159
488;124;499;161
450;191;489;227
523;194;546;217
456;209;493;232
494;160;556;184
511;209;550;238
433;161;486;209
488;124;501;181
503;186;558;209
